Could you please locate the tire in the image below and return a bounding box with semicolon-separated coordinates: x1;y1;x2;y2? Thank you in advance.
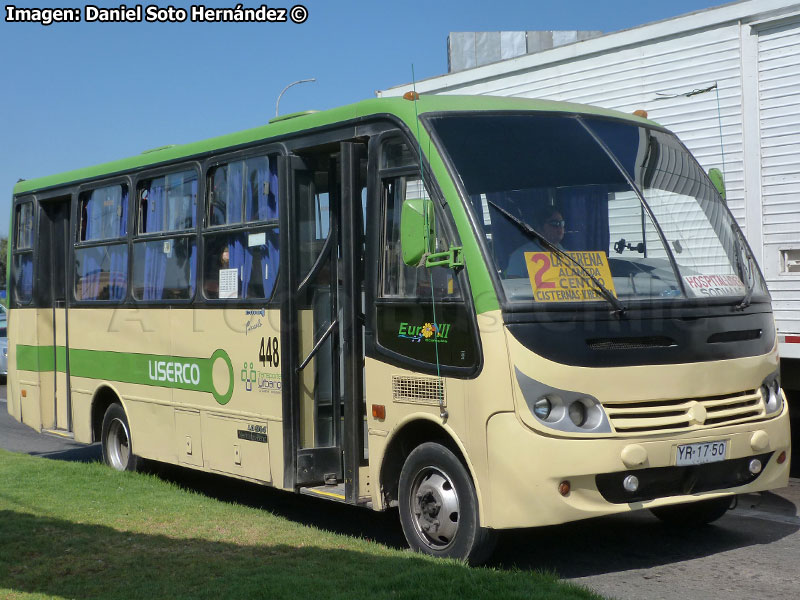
101;403;140;472
649;496;732;527
398;442;497;565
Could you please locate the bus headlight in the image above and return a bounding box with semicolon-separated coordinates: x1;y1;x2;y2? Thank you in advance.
533;397;552;419
568;401;587;427
517;368;611;434
762;374;783;415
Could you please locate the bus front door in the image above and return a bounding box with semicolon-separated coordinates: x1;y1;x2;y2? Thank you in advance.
280;143;366;503
40;198;73;434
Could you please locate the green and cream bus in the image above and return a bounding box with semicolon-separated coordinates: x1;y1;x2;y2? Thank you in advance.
6;95;790;563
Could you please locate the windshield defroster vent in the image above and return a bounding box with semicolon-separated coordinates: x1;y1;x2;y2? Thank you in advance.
587;336;676;351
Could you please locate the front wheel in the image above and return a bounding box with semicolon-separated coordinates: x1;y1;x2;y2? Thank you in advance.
649;496;732;526
101;403;140;472
398;442;497;565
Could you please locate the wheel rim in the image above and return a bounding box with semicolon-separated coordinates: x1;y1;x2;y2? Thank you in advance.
408;466;461;550
106;418;131;470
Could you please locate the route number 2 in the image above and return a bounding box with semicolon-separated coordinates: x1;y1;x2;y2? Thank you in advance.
529;252;555;289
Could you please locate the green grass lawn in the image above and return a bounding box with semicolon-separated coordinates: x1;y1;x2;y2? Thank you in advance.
0;449;605;600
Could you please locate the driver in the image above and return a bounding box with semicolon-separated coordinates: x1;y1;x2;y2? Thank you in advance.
505;206;566;277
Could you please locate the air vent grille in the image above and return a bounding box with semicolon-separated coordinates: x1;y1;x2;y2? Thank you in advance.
707;329;762;344
392;376;446;406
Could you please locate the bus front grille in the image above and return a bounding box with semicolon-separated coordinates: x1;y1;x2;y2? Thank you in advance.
603;389;765;433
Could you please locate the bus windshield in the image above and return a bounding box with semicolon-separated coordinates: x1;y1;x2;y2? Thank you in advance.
429;113;767;306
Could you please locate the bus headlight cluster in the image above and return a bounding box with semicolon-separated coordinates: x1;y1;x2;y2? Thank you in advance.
516;368;612;434
531;393;608;433
761;375;783;415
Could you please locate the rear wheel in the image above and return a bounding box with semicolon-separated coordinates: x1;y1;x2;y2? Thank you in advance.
649;496;732;526
101;403;140;472
398;442;497;565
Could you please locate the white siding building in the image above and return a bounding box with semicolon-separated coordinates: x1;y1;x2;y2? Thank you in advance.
379;0;800;375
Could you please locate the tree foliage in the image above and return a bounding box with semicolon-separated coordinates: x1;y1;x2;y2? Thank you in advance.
0;237;6;291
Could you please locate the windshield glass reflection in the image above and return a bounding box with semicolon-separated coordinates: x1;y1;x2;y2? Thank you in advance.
429;113;766;305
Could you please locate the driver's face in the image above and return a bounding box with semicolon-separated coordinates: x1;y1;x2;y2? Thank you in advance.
542;212;565;245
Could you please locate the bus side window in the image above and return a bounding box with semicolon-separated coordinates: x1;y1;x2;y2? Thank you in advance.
74;185;129;302
12;202;35;304
203;155;280;301
380;175;461;301
133;169;198;301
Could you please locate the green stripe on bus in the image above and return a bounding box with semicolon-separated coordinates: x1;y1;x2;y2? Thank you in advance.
15;345;235;406
16;345;58;372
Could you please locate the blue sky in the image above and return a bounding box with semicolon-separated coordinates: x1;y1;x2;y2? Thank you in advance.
1;0;729;236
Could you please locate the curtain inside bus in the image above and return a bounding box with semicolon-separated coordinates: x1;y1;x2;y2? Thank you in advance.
227;157;279;299
139;177;198;300
79;186;128;301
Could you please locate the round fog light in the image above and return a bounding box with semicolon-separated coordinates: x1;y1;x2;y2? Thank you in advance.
623;474;639;493
748;459;762;475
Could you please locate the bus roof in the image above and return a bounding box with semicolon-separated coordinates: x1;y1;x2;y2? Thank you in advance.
13;95;653;196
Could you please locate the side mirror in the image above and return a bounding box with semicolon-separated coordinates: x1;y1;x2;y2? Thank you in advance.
401;197;436;267
708;168;726;203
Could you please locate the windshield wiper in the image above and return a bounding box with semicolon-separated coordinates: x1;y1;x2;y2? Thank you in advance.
731;223;755;310
487;200;627;316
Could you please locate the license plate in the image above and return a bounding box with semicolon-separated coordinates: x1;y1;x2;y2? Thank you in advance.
676;440;728;466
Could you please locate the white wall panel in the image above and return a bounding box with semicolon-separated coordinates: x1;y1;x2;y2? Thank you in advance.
758;20;800;336
413;25;748;229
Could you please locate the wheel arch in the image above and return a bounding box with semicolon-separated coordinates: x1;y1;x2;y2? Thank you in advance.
90;384;126;443
378;415;485;521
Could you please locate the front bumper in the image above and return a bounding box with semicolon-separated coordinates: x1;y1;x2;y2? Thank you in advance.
484;407;790;529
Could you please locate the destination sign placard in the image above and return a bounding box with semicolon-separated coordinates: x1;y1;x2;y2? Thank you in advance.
524;251;617;302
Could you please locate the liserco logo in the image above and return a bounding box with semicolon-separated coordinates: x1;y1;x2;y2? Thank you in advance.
15;345;235;406
398;322;451;343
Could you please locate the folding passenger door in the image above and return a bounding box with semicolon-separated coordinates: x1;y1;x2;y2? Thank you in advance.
40;198;73;434
279;142;366;504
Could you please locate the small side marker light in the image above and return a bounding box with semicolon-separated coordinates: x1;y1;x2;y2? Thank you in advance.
633;109;648;118
403;91;420;101
777;451;787;464
558;481;571;496
371;404;386;420
21;389;27;398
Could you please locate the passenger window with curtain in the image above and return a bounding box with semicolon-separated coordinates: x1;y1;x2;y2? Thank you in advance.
13;202;35;304
132;169;198;301
204;155;280;300
74;184;129;301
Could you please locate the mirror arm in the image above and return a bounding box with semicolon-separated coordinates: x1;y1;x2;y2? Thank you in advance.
424;245;464;269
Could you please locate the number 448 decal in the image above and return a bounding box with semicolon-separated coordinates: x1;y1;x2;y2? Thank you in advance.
259;336;280;367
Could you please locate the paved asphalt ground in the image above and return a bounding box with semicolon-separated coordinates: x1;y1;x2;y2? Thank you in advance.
2;385;800;599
